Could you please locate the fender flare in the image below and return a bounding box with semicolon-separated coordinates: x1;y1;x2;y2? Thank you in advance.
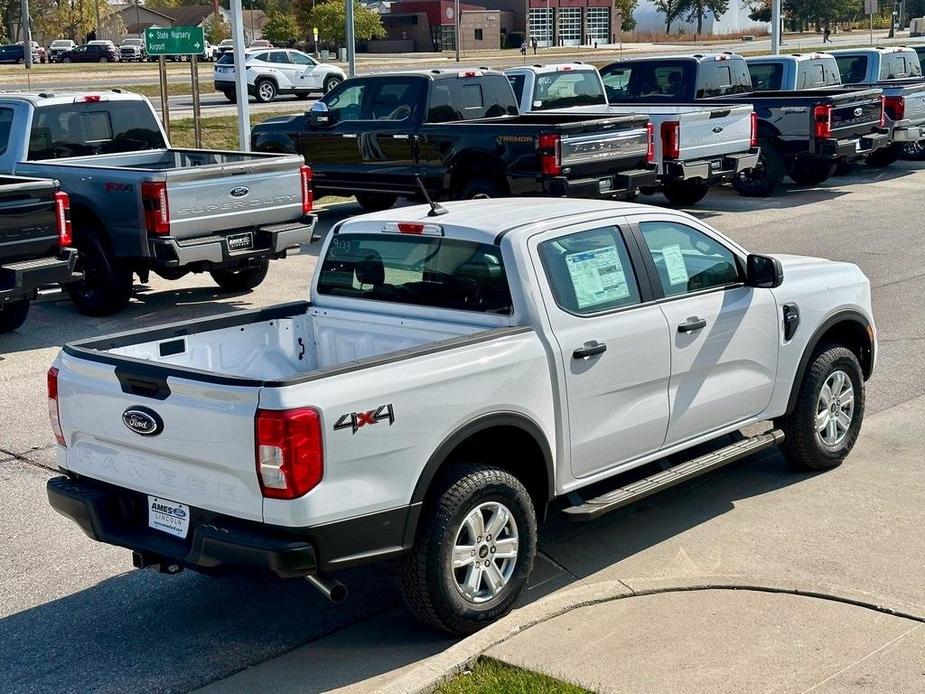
785;309;874;415
410;411;555;506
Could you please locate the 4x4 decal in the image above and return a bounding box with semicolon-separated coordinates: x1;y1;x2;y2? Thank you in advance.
334;404;395;434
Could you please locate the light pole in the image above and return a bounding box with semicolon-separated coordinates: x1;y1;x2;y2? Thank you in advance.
771;0;781;54
229;0;250;151
345;0;356;76
454;0;460;62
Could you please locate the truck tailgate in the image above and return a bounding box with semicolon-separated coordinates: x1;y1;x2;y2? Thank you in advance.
164;152;306;240
0;177;58;263
675;104;754;161
830;91;884;138
55;351;265;522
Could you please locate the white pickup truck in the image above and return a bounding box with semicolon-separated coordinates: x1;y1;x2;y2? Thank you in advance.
505;63;760;206
47;198;876;635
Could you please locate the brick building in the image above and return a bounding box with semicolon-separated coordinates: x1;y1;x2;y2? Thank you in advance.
384;0;514;51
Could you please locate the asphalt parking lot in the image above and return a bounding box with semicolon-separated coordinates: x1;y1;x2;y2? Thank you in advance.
2;162;924;692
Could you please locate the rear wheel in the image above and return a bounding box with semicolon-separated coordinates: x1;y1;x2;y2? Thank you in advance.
457;177;505;200
399;464;537;635
99;56;108;63
732;144;785;197
788;159;837;186
777;344;865;471
210;259;270;292
222;90;237;103
662;180;710;207
254;79;277;103
901;140;925;161
0;299;30;333
62;57;71;64
65;236;133;316
866;144;901;168
354;192;397;212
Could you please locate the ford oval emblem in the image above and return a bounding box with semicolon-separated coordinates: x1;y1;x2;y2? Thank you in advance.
853;107;863;117
229;186;250;198
122;407;163;437
712;125;723;133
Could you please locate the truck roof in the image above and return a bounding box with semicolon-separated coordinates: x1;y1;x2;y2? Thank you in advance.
337;199;700;246
0;90;149;106
348;68;506;80
506;62;594;74
829;46;917;55
746;53;833;63
608;52;744;64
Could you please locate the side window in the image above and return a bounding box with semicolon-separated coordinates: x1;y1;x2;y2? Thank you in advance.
325;82;366;122
253;52;270;62
0;107;12;155
539;227;641;315
369;80;420;121
639;220;740;297
749;63;782;91
268;51;290;64
289;52;314;66
836;56;867;84
507;73;526;102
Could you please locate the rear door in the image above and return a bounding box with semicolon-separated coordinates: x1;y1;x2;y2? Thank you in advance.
630;214;778;447
530;219;671;479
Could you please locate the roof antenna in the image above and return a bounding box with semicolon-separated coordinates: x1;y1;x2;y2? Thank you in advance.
415;176;448;217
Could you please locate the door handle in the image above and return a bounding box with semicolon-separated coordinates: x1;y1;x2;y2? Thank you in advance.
572;341;607;359
392;134;409;140
342;133;357;139
677;317;707;333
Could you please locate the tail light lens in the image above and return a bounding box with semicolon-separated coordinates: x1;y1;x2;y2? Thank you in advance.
749;111;758;147
47;367;65;446
813;104;832;139
660;120;680;160
300;164;313;214
538;133;561;176
882;95;901;123
256;407;323;499
646;122;655;164
141;181;170;236
54;191;72;247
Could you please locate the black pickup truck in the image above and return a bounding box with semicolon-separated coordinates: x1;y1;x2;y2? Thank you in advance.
251;68;657;211
0;176;79;332
599;54;889;195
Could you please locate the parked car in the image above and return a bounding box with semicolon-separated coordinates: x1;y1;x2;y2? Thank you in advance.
249;39;273;49
0;44;37;65
46;197;877;634
48;39;76;63
506;63;760;206
60;43;119;63
88;39;118;52
600;54;890;194
0;91;315;316
252;68;657;210
16;41;46;63
119;37;147;62
0;175;80;332
216;39;234;56
214;48;346;102
829;47;925;163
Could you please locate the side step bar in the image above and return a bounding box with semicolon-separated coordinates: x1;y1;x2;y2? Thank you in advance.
562;429;784;522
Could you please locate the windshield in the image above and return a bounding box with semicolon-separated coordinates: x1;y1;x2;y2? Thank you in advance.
122;39;143;46
530;70;607;110
51;41;71;48
28;101;167;160
317;233;513;314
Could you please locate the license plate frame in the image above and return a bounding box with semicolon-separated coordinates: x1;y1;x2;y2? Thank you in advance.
598;178;614;193
227;231;254;252
147;496;190;539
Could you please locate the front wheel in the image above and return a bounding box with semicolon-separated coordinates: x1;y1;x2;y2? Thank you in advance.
399;464;537;635
0;299;30;333
323;75;342;93
788;159;837;186
99;57;108;63
662;180;710;207
733;145;785;197
777;344;865;471
209;258;270;292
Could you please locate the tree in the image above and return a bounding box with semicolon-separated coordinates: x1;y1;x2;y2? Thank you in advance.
309;0;385;45
653;0;684;32
205;16;230;44
262;10;300;46
615;0;638;31
679;0;729;35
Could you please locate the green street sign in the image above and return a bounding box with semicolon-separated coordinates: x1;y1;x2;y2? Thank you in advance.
145;26;205;56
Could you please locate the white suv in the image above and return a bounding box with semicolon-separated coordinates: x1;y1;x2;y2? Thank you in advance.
213;48;346;103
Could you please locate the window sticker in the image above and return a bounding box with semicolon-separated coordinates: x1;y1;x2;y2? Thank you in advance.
661;243;689;286
564;245;630;310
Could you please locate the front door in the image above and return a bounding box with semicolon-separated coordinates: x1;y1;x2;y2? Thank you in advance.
289;51;321;91
305;79;368;194
631;215;779;446
530;221;671;479
357;78;422;195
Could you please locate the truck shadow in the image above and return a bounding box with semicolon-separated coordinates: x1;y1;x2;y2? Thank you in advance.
0;446;812;693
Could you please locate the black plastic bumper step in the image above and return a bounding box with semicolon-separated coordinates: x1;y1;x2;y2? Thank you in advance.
563;429;784;522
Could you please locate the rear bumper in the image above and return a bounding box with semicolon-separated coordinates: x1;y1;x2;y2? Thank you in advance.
148;215;315;269
661;150;760;183
818;131;891;160
0;248;80;304
544;168;658;199
890;125;923;142
47;475;419;578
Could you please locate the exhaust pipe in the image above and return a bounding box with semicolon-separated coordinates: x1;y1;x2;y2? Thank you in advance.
306;573;348;603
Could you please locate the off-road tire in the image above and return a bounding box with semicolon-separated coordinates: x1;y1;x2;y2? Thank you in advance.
733;144;785;197
399;464;537;635
0;299;30;333
210;259;270;292
457;178;505;200
354;192;397;212
662;180;710;207
65;236;133;316
789;159;838;186
777;344;865;471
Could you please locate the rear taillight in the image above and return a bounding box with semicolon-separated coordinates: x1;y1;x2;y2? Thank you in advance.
141;181;170;236
749;111;758;148
54;191;72;247
538;133;561;176
813;104;832;139
256;407;323;499
300;164;313;214
660;120;680;160
646;122;655;164
882;94;901;123
47;367;65;446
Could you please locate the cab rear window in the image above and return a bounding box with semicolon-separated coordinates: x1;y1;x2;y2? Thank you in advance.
317;233;513;314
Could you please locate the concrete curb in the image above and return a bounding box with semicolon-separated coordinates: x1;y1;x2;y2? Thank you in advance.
379;575;925;694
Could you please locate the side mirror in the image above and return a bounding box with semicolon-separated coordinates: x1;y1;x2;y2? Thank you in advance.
308;101;333;128
746;253;783;288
